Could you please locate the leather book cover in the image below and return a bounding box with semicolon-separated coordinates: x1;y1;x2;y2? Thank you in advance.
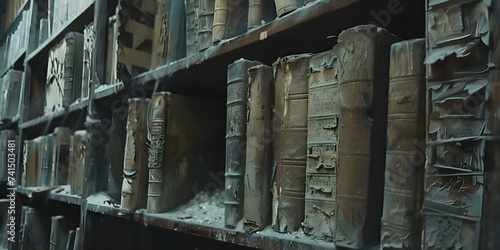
185;0;199;56
197;0;215;51
381;38;425;250
303;48;339;240
243;64;274;233
273;0;303;17
334;25;400;249
271;54;312;233
248;0;276;30
212;0;248;44
225;58;261;228
22;140;38;187
121;98;150;213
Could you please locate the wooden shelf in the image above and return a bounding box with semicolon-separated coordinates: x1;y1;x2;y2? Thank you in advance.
20;99;89;130
16;185;82;206
129;0;362;89
26;0;94;64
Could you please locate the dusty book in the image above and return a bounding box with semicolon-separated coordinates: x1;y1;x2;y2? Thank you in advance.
243;64;274;233
69;131;87;196
197;0;215;51
151;0;171;67
380;38;425;250
225;59;262;228
121;98;150;213
303;48;339;240
0;130;15;182
248;0;276;30
424;1;495;249
22;140;38;187
45;32;84;114
147;91;224;212
166;0;186;63
271;54;312;233
1;69;23;120
34;136;46;186
53;127;71;186
42;134;54;186
212;0;249;44
333;25;400;249
185;0;199;55
50;215;70;250
106;109;127;201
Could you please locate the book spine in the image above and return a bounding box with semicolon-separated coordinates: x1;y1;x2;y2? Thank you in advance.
39;18;49;45
151;0;170;67
273;0;303;17
225;59;261;228
50;215;69;250
4;70;23;119
243;64;274;233
248;0;275;30
82;23;93;99
185;0;199;56
73;227;81;250
66;230;76;250
70;131;87;195
381;38;425;250
53;127;71;186
121;98;149;213
424;1;494;249
34;136;46;186
303;49;339;240
62;33;84;107
22;140;38;187
271;54;311;233
334;25;400;249
197;0;215;51
42;135;53;186
212;0;228;44
166;0;186;63
147;92;169;213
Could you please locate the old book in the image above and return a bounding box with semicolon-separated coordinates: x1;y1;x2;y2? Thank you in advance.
0;130;15;182
148;91;223;212
274;0;303;17
248;0;276;30
42;134;54;186
271;54;311;233
166;0;186;63
185;0;199;56
212;0;248;44
22;140;38;187
39;18;49;45
1;70;23;120
151;0;171;67
24;208;50;250
49;215;70;250
121;98;150;213
106;109;127;201
66;230;75;250
225;59;261;229
73;227;81;250
380;39;425;250
198;0;215;51
333;25;400;249
242;65;274;233
53;127;71;186
34;136;46;186
69;131;86;195
303;48;339;240
81;23;93;99
45;32;84;114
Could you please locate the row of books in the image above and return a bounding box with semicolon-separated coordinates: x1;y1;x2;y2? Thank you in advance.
21;128;86;196
223;24;429;249
0;8;30;74
0;0;28;34
17;207;81;250
0;69;23;122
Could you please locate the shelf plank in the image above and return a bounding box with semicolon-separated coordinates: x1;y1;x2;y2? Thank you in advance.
86;192;127;217
134;211;336;250
16;185;82;205
20;99;89;130
26;0;94;64
129;0;360;88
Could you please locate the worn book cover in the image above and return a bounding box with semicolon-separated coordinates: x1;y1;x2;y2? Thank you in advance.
147;91;224;212
243;64;274;233
185;0;199;56
22;140;38;187
248;0;276;30
333;25;400;249
380;38;425;250
272;54;312;233
303;48;339;240
69;131;87;196
42;134;54;186
197;0;215;51
121;98;150;213
424;1;495;249
45;32;84;114
151;0;171;67
212;0;248;44
225;59;262;228
34;136;46;186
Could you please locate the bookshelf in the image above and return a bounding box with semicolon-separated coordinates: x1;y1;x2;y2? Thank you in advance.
0;0;427;249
